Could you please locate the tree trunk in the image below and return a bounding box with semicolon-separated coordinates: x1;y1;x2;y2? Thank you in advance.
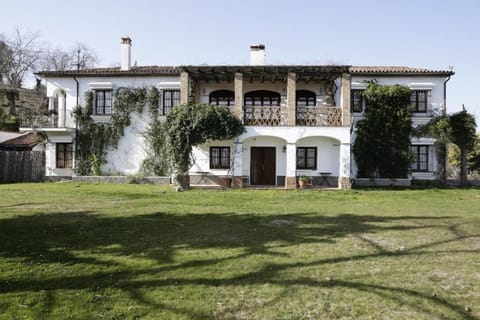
460;146;468;185
6;89;17;115
173;172;190;191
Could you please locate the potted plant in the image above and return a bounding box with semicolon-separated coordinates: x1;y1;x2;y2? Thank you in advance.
298;175;309;188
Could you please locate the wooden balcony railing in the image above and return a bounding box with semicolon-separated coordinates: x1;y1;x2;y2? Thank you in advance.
244;106;283;126
296;106;342;126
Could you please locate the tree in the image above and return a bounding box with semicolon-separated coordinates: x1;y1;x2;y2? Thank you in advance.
41;42;99;71
353;83;413;178
416;108;477;185
449;109;477;184
164;103;244;191
0;28;43;115
468;134;480;175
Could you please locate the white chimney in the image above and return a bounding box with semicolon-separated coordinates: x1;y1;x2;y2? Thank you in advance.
120;36;132;71
250;44;265;65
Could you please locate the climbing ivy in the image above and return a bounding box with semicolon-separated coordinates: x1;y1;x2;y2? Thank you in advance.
73;87;149;176
163;103;244;190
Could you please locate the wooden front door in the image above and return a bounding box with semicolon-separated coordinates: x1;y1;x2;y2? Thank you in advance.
250;147;276;185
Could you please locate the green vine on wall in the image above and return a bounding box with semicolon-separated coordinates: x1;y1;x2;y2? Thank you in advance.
73;87;152;176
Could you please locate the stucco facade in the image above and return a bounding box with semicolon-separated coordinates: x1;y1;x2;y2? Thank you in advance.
23;40;454;188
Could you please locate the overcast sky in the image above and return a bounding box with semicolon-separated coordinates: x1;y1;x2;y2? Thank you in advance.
2;0;479;123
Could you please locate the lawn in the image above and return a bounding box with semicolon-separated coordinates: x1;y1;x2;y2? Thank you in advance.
0;183;479;320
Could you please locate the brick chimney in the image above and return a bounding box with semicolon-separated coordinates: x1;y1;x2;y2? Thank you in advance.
250;44;265;65
120;36;132;71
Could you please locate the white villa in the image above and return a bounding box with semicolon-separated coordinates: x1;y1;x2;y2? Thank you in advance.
25;37;454;189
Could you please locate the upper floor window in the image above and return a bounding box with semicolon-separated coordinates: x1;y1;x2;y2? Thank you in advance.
56;143;73;169
351;89;365;113
94;90;112;115
411;90;429;113
210;146;231;169
297;147;317;170
162;89;181;115
244;90;281;107
296;90;316;106
209;90;234;106
410;145;429;172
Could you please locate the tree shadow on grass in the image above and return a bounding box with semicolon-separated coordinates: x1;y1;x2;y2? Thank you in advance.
0;210;477;319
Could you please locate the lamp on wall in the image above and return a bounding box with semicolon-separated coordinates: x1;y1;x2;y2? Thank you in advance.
282;145;286;153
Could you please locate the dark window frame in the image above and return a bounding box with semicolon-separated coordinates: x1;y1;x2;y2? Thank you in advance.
351;89;365;113
56;143;73;169
244;90;281;106
296;147;317;170
209;90;235;106
410;145;429;172
162;89;181;115
411;90;429;113
94;90;113;115
296;90;316;106
210;146;231;169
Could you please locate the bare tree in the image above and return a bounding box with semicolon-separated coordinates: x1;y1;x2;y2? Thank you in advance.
41;42;99;72
0;28;43;115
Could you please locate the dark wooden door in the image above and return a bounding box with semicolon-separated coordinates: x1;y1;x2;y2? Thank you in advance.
250;147;276;185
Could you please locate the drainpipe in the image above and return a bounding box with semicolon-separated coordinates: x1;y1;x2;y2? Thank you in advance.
442;74;451;116
73;76;79;176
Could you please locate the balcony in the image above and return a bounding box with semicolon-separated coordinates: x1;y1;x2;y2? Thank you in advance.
18;108;57;128
243;105;343;127
296;106;342;126
244;106;283;126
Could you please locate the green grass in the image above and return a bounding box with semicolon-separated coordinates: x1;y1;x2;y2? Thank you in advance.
0;183;479;319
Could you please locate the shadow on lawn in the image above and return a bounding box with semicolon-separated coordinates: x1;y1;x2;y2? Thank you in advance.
0;211;477;319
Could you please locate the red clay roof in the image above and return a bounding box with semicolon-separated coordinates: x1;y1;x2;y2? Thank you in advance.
36;66;180;77
350;66;454;75
0;132;43;150
36;65;454;77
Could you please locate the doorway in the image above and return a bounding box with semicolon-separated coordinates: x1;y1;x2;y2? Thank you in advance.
250;147;276;185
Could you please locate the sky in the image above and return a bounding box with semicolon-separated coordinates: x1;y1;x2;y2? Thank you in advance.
2;0;480;123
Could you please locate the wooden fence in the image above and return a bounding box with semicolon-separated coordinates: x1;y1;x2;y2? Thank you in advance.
0;151;45;183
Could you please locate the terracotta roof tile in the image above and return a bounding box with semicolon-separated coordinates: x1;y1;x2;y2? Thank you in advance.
37;66;180;77
350;66;454;75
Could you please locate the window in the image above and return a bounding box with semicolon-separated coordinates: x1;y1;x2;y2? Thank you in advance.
209;90;234;106
410;145;429;172
94;90;113;115
351;89;365;113
296;90;316;106
162;89;181;115
210;147;231;169
244;90;281;106
411;90;429;113
56;143;73;169
296;147;317;170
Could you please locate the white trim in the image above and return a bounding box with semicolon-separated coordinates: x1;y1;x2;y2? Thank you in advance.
88;82;113;89
158;81;180;89
408;83;434;90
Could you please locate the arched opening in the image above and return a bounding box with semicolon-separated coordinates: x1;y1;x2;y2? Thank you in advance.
209;90;234;106
244;90;281;106
296;90;316;106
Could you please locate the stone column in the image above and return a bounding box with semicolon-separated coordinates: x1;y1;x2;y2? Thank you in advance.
57;94;65;128
286;72;296;126
48;97;55;127
285;142;297;189
338;142;352;190
232;141;244;188
234;73;243;121
180;72;189;105
341;73;351;127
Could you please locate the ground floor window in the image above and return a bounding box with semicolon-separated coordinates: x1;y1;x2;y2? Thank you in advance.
210;147;230;169
297;147;317;170
410;145;429;172
56;143;73;168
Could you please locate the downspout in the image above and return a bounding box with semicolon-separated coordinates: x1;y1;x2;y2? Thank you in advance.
440;74;452;183
442;74;451;116
73;76;79;176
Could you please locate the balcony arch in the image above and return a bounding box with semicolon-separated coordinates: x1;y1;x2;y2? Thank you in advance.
296;90;316;106
209;90;234;106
